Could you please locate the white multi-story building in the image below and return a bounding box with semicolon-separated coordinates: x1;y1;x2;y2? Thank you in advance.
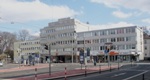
40;17;144;63
40;17;90;63
77;26;144;62
14;40;40;63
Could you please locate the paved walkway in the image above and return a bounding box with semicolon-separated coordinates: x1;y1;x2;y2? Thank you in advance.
0;64;50;73
9;65;118;80
0;63;122;80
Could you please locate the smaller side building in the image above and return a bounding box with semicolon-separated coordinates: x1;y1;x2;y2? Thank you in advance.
14;40;40;64
144;33;150;60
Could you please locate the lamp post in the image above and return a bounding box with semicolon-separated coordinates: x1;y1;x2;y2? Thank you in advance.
48;44;51;76
71;32;74;63
116;46;120;69
84;34;87;65
17;45;21;68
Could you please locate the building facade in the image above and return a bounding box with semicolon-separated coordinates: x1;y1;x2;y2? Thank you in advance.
77;26;144;62
14;40;40;64
40;17;144;63
144;33;150;60
40;17;89;63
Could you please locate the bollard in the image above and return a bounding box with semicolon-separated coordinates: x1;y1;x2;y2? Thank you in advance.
142;74;144;80
35;68;37;80
85;66;87;77
81;63;82;70
110;64;111;72
99;65;101;74
65;67;67;80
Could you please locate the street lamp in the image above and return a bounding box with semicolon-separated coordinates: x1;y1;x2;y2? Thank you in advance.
72;31;77;63
17;45;22;67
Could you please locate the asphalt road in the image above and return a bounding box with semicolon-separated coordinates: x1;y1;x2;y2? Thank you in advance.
68;64;150;80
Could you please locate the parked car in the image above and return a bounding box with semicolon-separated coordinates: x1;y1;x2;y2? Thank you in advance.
0;62;3;67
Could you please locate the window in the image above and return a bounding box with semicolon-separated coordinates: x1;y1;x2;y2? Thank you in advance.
132;44;136;49
100;46;105;50
92;39;99;43
117;29;124;34
100;30;107;35
108;30;115;35
117;37;125;42
77;40;84;44
117;45;125;50
85;40;91;44
145;46;147;50
92;32;99;36
100;38;107;43
126;28;135;33
111;38;116;42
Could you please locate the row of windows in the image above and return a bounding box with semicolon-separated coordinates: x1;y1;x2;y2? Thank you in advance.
78;28;135;37
45;26;74;33
20;42;40;45
20;47;40;51
50;44;135;52
77;37;135;44
49;37;135;46
81;44;136;51
51;40;75;46
51;48;74;52
47;32;75;40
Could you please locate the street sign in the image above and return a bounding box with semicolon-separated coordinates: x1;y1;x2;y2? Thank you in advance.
79;48;84;64
104;49;108;54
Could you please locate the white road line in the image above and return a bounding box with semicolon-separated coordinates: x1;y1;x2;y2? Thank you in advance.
111;73;126;77
123;71;148;80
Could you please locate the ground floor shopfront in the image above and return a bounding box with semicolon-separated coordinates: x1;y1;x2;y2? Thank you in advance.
40;53;139;63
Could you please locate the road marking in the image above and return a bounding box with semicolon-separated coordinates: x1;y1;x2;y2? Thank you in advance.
123;71;148;80
111;73;126;77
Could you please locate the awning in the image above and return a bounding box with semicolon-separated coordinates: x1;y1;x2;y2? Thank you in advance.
109;51;118;56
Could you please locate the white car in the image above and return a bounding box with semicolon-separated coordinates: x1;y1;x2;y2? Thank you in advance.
0;62;3;67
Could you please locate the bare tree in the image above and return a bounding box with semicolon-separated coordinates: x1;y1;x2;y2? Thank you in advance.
0;31;16;54
17;29;30;41
16;29;40;41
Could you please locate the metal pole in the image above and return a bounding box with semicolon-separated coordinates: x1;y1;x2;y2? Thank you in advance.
142;74;145;80
84;36;87;65
108;53;110;66
85;65;87;77
72;32;73;63
99;65;101;73
117;47;120;70
49;44;51;76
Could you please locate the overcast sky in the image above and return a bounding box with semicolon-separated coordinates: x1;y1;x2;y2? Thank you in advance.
0;0;150;36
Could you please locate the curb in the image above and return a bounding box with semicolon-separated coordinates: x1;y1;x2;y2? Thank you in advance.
41;66;118;80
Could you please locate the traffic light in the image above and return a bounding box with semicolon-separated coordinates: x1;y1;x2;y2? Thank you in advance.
80;48;84;54
87;48;90;56
44;44;48;50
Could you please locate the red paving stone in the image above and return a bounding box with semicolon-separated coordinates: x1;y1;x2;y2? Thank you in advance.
0;64;49;73
10;65;118;80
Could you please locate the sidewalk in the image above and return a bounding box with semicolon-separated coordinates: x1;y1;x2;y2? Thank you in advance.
0;64;50;73
9;65;118;80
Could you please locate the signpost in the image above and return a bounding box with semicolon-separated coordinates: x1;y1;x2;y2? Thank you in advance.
86;48;90;61
80;48;84;69
104;43;112;67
